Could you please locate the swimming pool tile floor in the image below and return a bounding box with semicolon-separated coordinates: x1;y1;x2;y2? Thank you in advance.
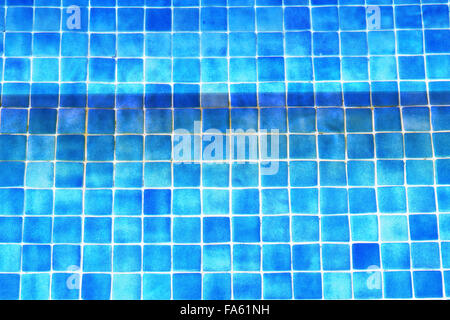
0;0;450;299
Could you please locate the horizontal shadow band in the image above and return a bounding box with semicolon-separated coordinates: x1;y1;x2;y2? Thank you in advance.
1;89;450;107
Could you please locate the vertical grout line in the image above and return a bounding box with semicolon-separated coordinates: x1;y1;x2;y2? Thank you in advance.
307;0;323;300
170;0;174;300
48;0;63;301
14;1;23;301
337;0;356;301
281;0;294;301
0;3;5;109
109;0;118;301
141;0;146;301
420;0;446;300
225;0;233;301
25;1;36;300
393;0;413;300
253;0;263;301
364;0;384;301
199;0;203;301
371;94;383;299
17;1;27;301
79;0;91;301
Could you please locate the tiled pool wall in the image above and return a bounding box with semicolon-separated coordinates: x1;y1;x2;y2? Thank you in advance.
0;0;450;300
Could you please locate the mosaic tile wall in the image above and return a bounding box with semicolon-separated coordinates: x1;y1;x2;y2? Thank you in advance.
0;0;450;299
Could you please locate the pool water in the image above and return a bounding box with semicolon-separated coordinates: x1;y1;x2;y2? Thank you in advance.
0;0;450;299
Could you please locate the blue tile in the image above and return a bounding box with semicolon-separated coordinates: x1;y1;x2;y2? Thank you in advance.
263;273;292;299
292;216;319;242
257;7;283;31
318;135;345;160
412;242;441;269
173;273;202;300
351;215;378;242
83;245;112;272
203;245;231;272
52;245;81;271
398;30;423;54
339;6;366;30
233;245;260;272
229;7;255;31
384;272;413;299
377;160;404;186
285;7;310;30
402;107;430;131
29;109;57;134
341;32;367;55
320;161;347;186
395;4;421;27
294;273;322;300
263;244;291;271
321;188;348;214
112;274;141;300
203;189;229;215
24;217;52;243
143;217;171;244
258;57;285;81
90;8;116;31
323;273;352;299
232;217;260;243
399;56;425;80
203;217;230;243
290;135;317;159
0;245;21;272
5;32;32;56
84;217;112;244
347;134;374;159
369;31;395;55
293;244;320;271
0;274;20;300
203;273;231;300
408;187;436;213
0;135;26;160
262;216;290;242
380;215;409;241
233;274;262;300
114;218;142;244
322;244;350;271
51;273;79;300
114;190;142;216
173;218;200;244
353;271;382;299
82;274;111;300
143;245;171;272
349;188;377;214
113;245;141;272
232;189;259;215
352;243;380;270
146;58;171;81
53;217;82;244
23;245;51;272
321;216;350;242
378;187;407;213
312;6;339;31
143;274;171;300
348;161;375;186
410;214;438;240
21;274;50;300
413;271;443;298
376;133;404;158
